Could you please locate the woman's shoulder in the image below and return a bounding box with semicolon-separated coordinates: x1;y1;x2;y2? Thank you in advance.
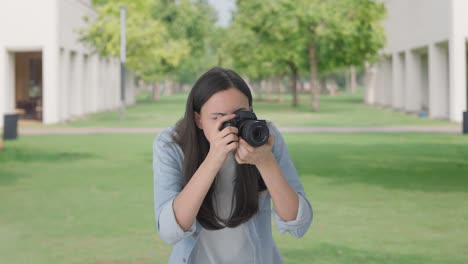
154;126;177;143
153;126;181;153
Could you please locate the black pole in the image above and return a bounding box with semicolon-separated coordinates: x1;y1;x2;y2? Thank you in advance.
463;111;468;134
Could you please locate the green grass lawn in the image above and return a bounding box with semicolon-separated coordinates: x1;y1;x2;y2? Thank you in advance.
1;133;467;263
24;91;457;128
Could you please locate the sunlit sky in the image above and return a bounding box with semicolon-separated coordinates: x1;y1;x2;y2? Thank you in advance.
207;0;236;27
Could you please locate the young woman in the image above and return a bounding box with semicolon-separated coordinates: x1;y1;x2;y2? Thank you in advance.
153;67;313;264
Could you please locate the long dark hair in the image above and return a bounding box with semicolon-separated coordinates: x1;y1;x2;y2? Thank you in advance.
173;67;267;230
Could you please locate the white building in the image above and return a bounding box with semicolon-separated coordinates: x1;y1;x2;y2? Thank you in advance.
365;0;468;122
0;0;136;127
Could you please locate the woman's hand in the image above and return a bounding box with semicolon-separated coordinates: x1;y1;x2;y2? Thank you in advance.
234;133;275;166
206;114;239;167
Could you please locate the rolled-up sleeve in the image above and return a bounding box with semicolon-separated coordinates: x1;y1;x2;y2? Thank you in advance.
268;123;313;238
153;129;197;245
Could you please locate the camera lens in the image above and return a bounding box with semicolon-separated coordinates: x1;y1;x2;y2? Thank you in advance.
241;120;269;147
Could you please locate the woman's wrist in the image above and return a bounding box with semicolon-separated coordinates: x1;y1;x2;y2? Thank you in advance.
255;152;276;171
204;151;224;173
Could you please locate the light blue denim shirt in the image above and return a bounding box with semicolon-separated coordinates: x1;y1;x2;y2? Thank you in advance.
153;123;313;264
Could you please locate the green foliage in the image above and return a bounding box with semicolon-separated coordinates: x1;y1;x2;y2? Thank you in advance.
151;0;220;83
81;0;219;83
228;0;386;75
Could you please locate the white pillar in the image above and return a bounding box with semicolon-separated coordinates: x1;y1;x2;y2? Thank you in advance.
59;48;69;122
383;57;393;107
0;49;15;128
98;57;105;111
364;62;377;105
392;52;405;110
429;43;450;119
82;54;89;114
449;0;468;122
112;58;119;109
43;45;60;124
89;54;99;113
69;52;77;117
405;50;421;113
75;53;83;116
375;61;384;105
420;52;429;113
0;48;5;128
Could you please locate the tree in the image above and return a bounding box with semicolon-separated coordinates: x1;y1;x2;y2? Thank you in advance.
296;0;386;110
228;0;386;110
151;0;219;85
227;0;308;106
81;0;190;85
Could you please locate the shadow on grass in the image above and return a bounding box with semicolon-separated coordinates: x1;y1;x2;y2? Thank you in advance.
288;136;468;193
282;243;461;264
0;144;95;185
0;167;25;185
0;146;95;163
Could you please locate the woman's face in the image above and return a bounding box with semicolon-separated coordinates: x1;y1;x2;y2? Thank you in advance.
195;87;250;143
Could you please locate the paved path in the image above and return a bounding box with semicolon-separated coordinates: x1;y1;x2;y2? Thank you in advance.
18;125;462;135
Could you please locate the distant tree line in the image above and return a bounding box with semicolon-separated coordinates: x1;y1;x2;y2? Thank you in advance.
82;0;386;111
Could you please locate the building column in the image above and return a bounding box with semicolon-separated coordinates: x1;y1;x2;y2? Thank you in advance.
449;0;468;122
125;70;135;105
0;49;16;128
448;37;467;122
59;48;69;122
405;50;421;113
364;62;377;105
429;43;450;119
375;61;384;106
383;57;393;107
75;53;84;116
392;52;405;110
98;57;105;111
43;45;60;124
82;54;90;114
89;54;99;113
111;58;118;109
0;48;5;127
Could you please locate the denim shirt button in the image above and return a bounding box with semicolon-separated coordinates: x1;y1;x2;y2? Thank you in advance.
192;231;198;237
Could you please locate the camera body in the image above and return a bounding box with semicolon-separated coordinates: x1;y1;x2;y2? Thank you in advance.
220;110;269;147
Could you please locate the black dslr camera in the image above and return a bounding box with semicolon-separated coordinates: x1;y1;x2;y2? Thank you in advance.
220;110;270;147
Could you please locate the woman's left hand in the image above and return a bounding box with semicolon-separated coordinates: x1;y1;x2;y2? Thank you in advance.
234;134;275;166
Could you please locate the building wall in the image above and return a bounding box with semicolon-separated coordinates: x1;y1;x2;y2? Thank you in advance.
0;0;136;128
0;0;57;126
383;0;451;53
367;0;468;122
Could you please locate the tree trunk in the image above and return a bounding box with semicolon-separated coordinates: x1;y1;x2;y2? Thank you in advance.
350;65;357;94
261;80;268;101
165;80;173;96
309;42;320;111
266;79;272;100
289;64;298;107
152;83;160;101
279;77;285;103
254;81;262;100
346;69;351;93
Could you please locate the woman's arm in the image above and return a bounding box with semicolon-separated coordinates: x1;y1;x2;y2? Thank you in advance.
173;115;240;231
234;123;313;237
236;136;299;221
172;154;221;231
255;153;299;221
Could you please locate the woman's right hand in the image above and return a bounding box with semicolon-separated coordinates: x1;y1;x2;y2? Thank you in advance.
206;114;239;167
